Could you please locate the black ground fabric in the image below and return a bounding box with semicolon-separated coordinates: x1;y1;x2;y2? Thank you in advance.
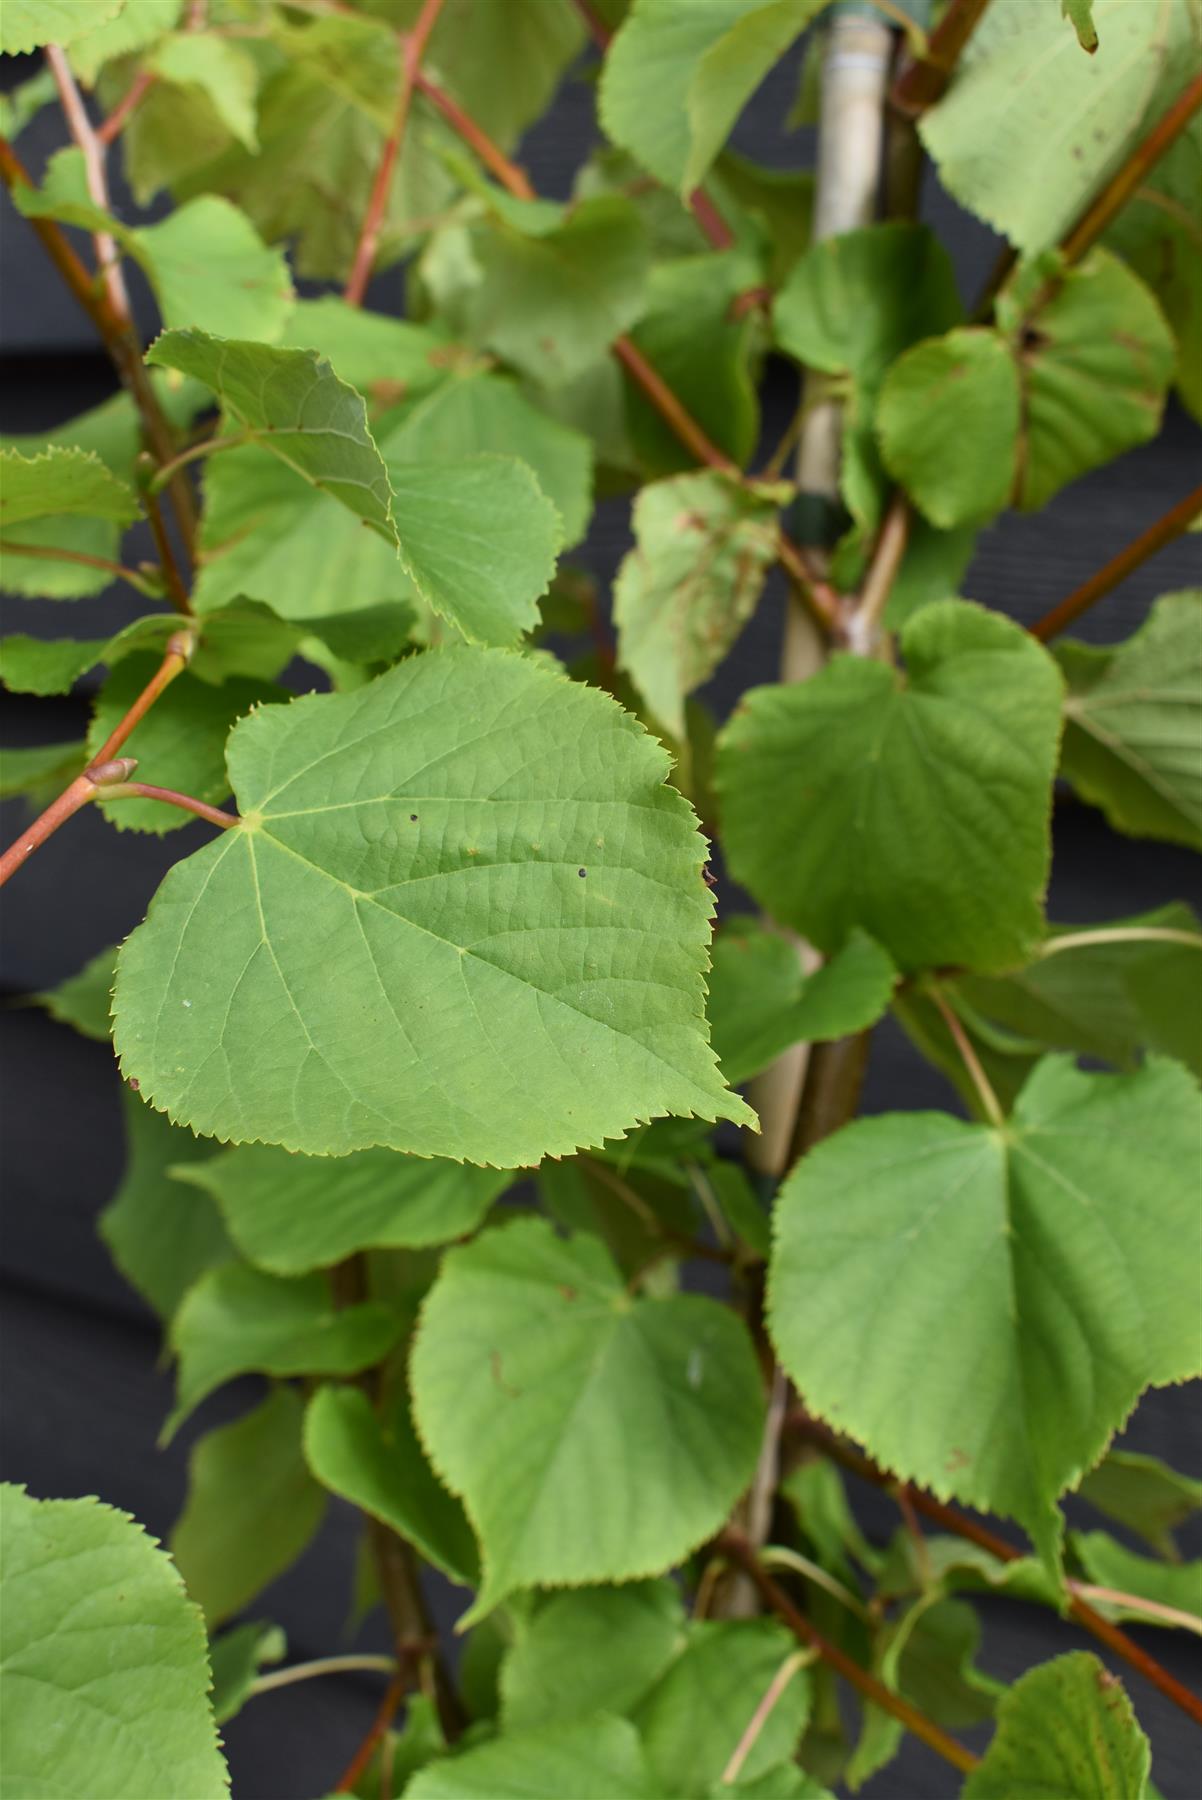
1;48;1200;1800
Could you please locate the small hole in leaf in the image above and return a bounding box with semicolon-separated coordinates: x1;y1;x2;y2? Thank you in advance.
578;868;587;878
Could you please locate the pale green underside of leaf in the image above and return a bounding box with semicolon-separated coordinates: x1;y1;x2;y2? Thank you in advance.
170;1387;325;1626
920;0;1199;253
716;601;1064;974
99;1089;231;1322
303;1383;479;1587
708;921;897;1087
165;1264;403;1437
962;1652;1150;1799
599;0;825;194
0;0;121;55
0;445;138;530
614;471;784;739
1056;591;1202;849
500;1582;686;1732
114;647;748;1164
410;1216;765;1620
0;1484;229;1800
172;1142;510;1275
145;328;397;540
768;1056;1202;1567
405;1714;662;1799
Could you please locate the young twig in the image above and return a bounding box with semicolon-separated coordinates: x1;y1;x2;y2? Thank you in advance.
332;1672;407;1794
1061;71;1202;267
96;68;156;147
0;634;194;888
928;981;1005;1128
716;1529;980;1774
137;475;193;617
344;0;448;305
792;1414;1202;1729
44;46;131;320
891;0;993;118
1030;483;1202;641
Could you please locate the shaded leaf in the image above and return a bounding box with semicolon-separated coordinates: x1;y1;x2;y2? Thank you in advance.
208;1621;286;1726
171;1387;325;1626
304;1383;479;1587
113;648;748;1164
0;739;86;812
501;1582;685;1731
0;1484;229;1798
1056;591;1202;849
1072;1531;1202;1629
173;1142;509;1276
1;614;174;697
36;943;116;1042
1106;117;1202;420
166;1264;403;1436
410;1216;765;1619
1078;1449;1202;1558
405;1715;661;1799
768;1056;1202;1567
876;328;1020;529
708;921;897;1087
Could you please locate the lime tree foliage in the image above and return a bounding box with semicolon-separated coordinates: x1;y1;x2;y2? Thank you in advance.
1;1;1200;1794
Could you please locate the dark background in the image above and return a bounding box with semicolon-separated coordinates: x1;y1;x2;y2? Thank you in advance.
2;40;1200;1800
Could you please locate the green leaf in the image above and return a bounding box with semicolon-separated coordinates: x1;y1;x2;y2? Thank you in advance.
166;1264;403;1437
1078;1449;1202;1558
172;1143;509;1276
130;198;294;343
708;922;897;1087
1055;591;1202;849
88;656;287;834
385;457;563;647
36;943;116;1042
501;1582;685;1731
171;1387;325;1626
768;1056;1202;1567
99;1091;231;1322
600;0;825;194
1106;117;1202;421
708;1771;833;1800
459;196;650;387
304;1383;479;1587
0;67;59;142
145;329;397;540
1072;1532;1202;1629
408;0;585;149
633;1619;811;1797
114;647;748;1163
281;297;453;403
383;368;595;550
410;1216;765;1619
876;328;1021;528
0;614;176;698
999;250;1175;510
962;1652;1150;1799
208;1621;286;1726
0;740;85;811
0;1484;229;1798
920;0;1198;254
716;601;1064;974
614;471;785;738
0;445;138;530
68;0;182;85
0;0;121;55
1063;0;1099;52
146;30;259;147
955;904;1202;1079
625;249;764;477
405;1715;662;1799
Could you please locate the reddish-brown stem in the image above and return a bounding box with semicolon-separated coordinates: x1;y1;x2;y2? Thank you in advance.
101;783;239;829
138;474;193;617
776;536;843;635
792;1415;1202;1729
345;0;447;305
0;635;196;887
333;1673;407;1794
0;139;198;559
891;0;993;118
96;68;157;146
414;70;536;198
716;1529;980;1773
0;538;158;596
1030;483;1202;642
610;337;736;472
1062;72;1202;267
